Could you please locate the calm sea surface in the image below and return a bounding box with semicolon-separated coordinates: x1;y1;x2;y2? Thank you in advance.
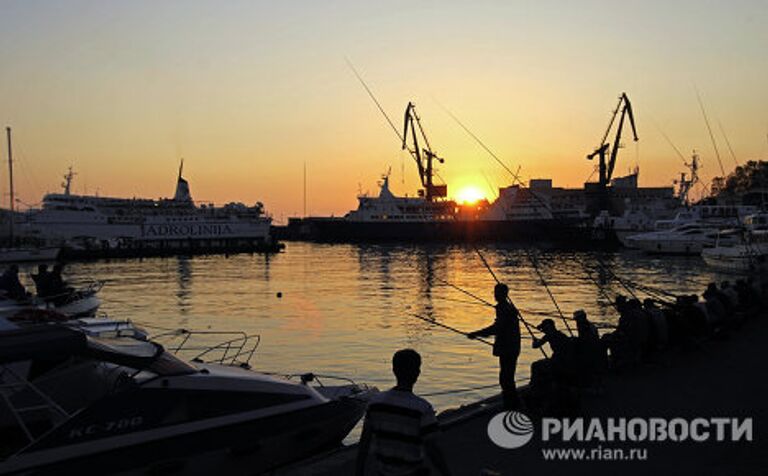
25;243;727;412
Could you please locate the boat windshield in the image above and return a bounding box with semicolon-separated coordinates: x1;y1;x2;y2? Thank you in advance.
85;336;195;375
147;350;198;376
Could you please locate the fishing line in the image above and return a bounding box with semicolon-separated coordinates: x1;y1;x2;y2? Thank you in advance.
345;58;404;145
526;250;574;336
408;312;494;346
432;276;494;307
694;86;725;176
430;295;493;308
441;103;705;305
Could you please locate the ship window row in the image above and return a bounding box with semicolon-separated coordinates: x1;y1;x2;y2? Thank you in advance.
370;215;453;220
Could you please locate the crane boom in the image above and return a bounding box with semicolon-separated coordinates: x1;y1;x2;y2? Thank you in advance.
402;102;446;201
587;92;638;190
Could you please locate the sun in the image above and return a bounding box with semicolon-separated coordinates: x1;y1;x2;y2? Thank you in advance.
455;185;487;204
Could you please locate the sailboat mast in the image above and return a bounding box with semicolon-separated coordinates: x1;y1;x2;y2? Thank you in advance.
5;127;14;243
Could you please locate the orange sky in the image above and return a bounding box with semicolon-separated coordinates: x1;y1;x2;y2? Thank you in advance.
1;1;766;222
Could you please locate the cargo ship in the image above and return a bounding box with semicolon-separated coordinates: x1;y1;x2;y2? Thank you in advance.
275;99;666;245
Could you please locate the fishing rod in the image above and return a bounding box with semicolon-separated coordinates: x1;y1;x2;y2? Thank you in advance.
526;250;574;336
345;58;405;145
430;295;493;308
431;279;613;326
432;276;495;307
583;266;621;311
430;281;617;328
695;86;726;176
594;261;641;301
584;264;670;311
526;309;618;330
408;312;494;346
592;264;676;304
440;103;688;306
473;247;549;359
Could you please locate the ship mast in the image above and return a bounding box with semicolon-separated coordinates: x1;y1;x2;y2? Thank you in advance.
5;127;14;244
62;166;76;195
675;151;700;206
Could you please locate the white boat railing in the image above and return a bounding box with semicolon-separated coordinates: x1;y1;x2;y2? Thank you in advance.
152;329;260;368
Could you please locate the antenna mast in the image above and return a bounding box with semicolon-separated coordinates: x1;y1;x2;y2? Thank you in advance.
62;166;76;195
303;161;307;217
5;127;14;243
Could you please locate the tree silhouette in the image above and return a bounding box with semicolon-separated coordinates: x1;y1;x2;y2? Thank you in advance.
719;160;768;196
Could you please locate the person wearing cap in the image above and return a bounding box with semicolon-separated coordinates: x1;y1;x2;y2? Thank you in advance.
643;299;668;351
467;283;521;410
574;310;598;342
532;319;573;364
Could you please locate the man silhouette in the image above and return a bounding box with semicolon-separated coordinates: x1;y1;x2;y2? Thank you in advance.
467;283;522;410
356;349;452;476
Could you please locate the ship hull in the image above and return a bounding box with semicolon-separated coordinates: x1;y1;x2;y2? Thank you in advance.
278;217;597;247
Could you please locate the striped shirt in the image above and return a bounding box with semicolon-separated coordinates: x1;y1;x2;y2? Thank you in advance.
364;388;439;476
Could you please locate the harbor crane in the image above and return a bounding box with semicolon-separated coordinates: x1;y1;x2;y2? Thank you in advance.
402;102;447;201
587;93;638;203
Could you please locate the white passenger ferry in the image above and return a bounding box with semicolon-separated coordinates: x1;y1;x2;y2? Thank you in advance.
23;165;272;250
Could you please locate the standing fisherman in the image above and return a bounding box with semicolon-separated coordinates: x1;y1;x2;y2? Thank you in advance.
467;283;521;410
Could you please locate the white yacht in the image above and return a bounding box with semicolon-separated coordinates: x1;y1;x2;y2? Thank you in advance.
22;164;272;250
624;222;729;255
653;204;757;231
701;214;768;273
0;325;373;475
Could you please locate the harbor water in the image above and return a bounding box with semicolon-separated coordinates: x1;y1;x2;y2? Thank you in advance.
27;243;726;412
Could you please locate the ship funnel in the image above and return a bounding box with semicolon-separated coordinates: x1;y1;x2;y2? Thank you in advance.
173;159;193;202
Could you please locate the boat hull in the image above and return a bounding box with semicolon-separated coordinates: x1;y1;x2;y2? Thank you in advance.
628;238;709;255
279;217;596;247
701;246;768;273
1;395;367;475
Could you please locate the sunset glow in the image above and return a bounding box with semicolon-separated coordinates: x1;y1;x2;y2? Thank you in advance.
0;1;766;222
455;185;487;204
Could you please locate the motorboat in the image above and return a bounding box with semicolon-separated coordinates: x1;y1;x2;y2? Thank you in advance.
0;281;103;323
0;325;373;475
701;219;768;273
624;222;730;255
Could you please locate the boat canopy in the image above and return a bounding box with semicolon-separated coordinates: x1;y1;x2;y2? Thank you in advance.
0;326;196;375
0;326;85;364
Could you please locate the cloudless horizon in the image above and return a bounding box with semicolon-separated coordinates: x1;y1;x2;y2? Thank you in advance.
1;0;767;220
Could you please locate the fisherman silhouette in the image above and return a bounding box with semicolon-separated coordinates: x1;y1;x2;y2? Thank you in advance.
47;264;74;305
0;265;28;300
533;318;574;376
31;264;51;298
467;283;521;410
356;349;453;476
573;310;606;388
